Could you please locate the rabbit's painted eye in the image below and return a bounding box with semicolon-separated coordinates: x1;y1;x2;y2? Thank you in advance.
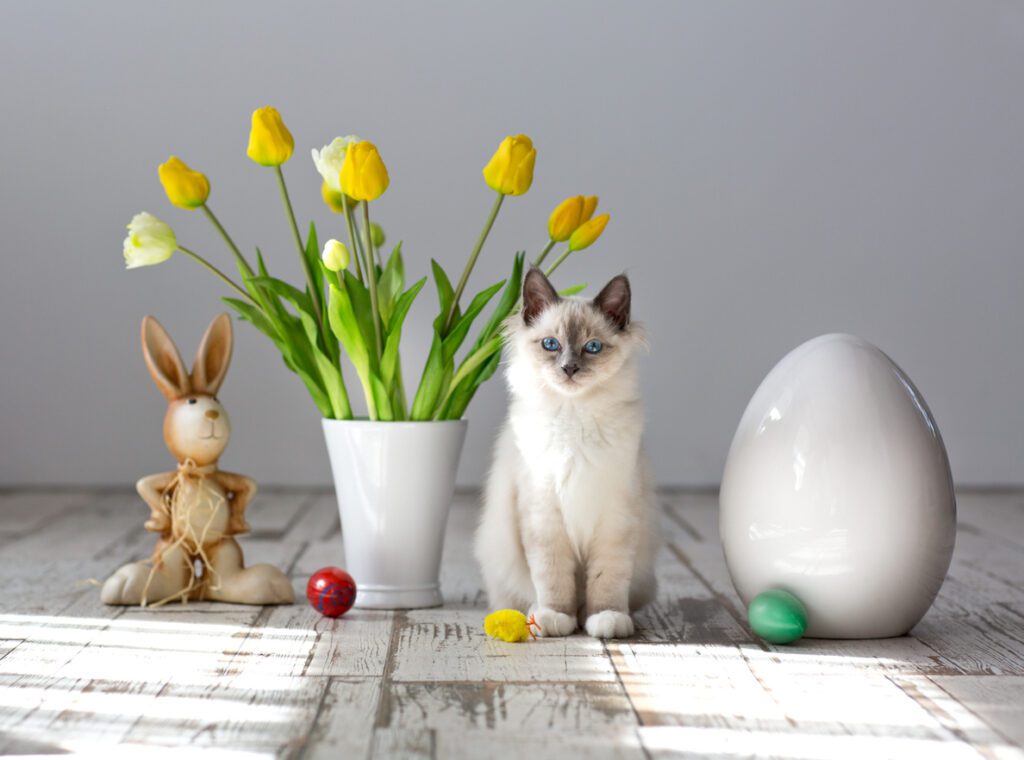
188;398;197;405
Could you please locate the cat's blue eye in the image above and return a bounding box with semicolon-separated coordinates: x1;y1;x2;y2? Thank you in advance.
584;339;603;354
541;337;560;351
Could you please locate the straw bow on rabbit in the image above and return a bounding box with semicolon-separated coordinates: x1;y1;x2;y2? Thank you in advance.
101;313;294;606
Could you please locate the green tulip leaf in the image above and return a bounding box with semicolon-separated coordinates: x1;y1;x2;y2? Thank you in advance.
471;251;525;351
328;283;377;419
381;277;427;390
441;279;505;365
410;330;446;420
223;297;333;418
430;259;460;334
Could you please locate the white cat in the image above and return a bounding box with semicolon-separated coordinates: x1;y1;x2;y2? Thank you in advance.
474;268;658;639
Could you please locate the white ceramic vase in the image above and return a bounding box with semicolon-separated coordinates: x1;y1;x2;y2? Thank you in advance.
720;334;956;638
321;419;468;609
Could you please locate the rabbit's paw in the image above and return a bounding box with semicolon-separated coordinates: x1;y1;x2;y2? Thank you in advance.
529;606;577;637
100;562;152;605
208;564;294;605
585;610;634;639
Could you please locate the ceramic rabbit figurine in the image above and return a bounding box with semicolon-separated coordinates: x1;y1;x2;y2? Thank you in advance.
101;313;294;606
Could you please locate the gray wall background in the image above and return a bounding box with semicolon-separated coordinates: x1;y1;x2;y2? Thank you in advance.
2;1;1023;488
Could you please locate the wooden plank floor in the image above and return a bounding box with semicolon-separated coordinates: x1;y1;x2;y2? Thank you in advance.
0;489;1022;759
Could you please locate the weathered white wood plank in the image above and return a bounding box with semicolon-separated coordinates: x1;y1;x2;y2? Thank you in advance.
292;538;346;579
0;674;164;750
370;728;433;759
956;492;1024;552
661;499;748;612
2;488;1023;759
610;642;784;728
369;727;647;760
245;490;313;538
0;608;260;683
434;729;646;759
391;609;618;683
379;681;639;732
895;675;1024;760
941;531;1024;613
912;603;1024;676
238;603;393;679
120;676;329;754
754;634;960;676
284;492;339;543
929;675;1024;752
302;678;381;760
638;724;987;760
0;491;97;538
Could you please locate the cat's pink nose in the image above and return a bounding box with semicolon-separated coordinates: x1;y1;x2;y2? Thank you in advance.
562;364;579;378
205;409;220;420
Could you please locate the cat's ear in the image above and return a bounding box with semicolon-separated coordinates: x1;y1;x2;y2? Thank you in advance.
593;274;631;331
522;267;560;326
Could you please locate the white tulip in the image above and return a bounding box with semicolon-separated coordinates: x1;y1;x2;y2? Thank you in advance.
321;239;350;272
311;135;361;193
123;212;177;269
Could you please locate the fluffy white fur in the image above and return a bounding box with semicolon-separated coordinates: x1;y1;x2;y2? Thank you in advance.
474;270;658;639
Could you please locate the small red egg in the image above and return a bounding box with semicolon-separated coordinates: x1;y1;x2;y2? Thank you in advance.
306;567;357;618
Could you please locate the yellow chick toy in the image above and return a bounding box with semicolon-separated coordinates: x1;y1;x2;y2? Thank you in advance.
484;609;541;642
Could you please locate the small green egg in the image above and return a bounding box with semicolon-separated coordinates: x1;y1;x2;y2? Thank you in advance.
748;589;808;644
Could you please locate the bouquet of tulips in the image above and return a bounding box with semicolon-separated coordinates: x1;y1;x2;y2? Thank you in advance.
122;107;610;421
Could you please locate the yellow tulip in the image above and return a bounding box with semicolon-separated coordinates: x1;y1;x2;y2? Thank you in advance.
482;135;536;196
321;239;350;272
340;140;389;202
246;106;294;166
158;156;210;209
321;183;360;214
123;212;177;268
312;135;360;193
548;195;598;242
568;213;610;252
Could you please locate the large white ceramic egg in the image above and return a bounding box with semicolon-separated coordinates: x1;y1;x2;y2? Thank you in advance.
720;334;956;638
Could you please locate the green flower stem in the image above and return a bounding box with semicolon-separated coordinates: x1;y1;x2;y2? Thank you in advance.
201;205;253;275
443;192;505;334
532;239;557;268
340;196;364;282
361;202;384;361
178;245;257;304
544;247;572;278
274;166;325;328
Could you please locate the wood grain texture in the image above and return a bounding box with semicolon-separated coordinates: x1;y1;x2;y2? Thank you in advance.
0;488;1020;759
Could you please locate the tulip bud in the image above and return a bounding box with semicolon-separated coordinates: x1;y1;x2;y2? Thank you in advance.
158;156;210;209
482;135;536;196
123;212;177;269
340;140;390;201
320;183;360;215
370;222;386;248
321;239;350;272
247;106;294;166
312;135;360;193
548;195;598;242
568;213;610;252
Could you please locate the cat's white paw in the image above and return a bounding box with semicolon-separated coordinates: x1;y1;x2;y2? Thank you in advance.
585;610;634;639
531;607;577;637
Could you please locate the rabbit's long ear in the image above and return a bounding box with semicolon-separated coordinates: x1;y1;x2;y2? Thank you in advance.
141;316;190;400
192;313;233;395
